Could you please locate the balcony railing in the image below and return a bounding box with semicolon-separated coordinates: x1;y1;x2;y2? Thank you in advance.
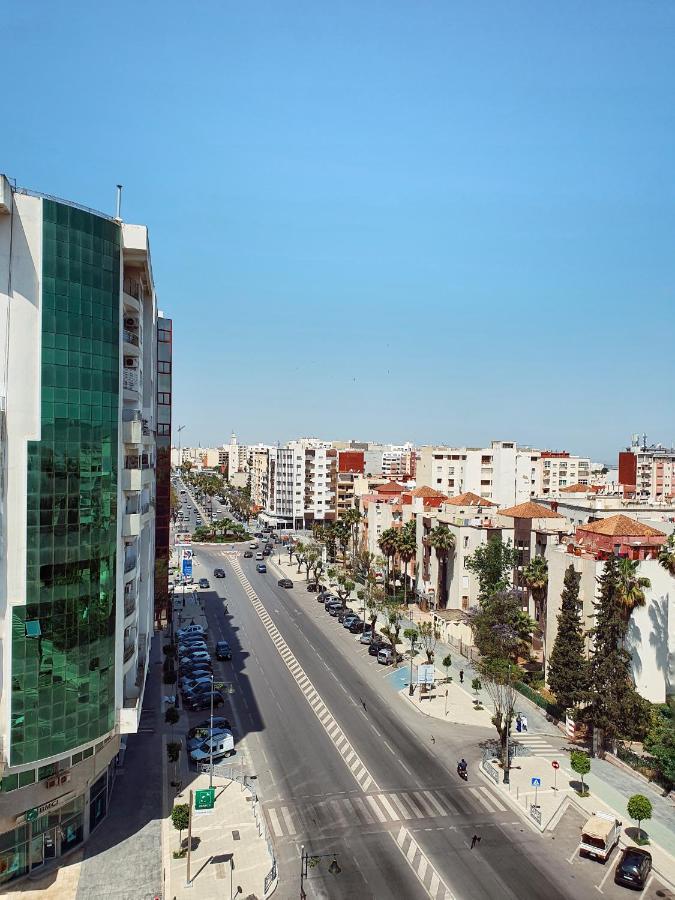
123;329;140;347
123;642;135;663
123;369;139;392
124;597;136;618
124;554;137;573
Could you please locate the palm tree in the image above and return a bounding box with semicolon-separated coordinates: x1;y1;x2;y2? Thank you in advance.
378;528;399;600
658;534;675;576
428;524;455;610
342;508;362;561
616;556;651;624
396;524;417;606
522;554;549;661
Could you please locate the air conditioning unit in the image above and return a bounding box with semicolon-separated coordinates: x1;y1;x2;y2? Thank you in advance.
45;776;59;789
124;357;138;369
124;317;137;328
59;773;71;785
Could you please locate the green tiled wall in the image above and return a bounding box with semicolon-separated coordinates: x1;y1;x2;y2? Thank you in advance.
10;200;120;766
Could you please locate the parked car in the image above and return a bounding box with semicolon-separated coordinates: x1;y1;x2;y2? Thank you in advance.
215;640;232;660
190;731;235;763
179;670;211;689
177;625;204;638
180;664;213;680
181;676;213;695
262;548;271;556
579;812;622;862
278;578;293;588
243;551;253;558
360;628;376;644
214;568;226;578
198;578;210;589
183;682;217;700
336;608;351;623
322;593;339;605
180;651;210;666
187;727;233;753
307;583;320;592
178;643;208;657
256;563;267;573
328;604;343;617
347;618;364;633
369;640;389;657
178;630;207;642
613;848;652;889
185;691;225;711
378;647;395;665
188;717;231;739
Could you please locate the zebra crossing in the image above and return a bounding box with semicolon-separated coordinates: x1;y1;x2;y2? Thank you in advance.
265;785;507;837
230;559;378;792
512;732;561;758
395;827;456;900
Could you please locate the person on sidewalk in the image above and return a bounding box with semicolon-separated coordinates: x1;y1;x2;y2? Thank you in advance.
459;670;464;684
516;714;522;733
471;834;481;849
521;715;528;732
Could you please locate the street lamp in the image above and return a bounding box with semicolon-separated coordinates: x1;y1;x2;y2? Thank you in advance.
300;845;341;898
209;673;215;789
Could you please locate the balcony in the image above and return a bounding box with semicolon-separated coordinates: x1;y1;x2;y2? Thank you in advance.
124;551;138;580
123;329;140;356
123;513;141;537
123;368;139;394
122;418;142;445
123;641;135;663
122;467;142;491
124;595;137;620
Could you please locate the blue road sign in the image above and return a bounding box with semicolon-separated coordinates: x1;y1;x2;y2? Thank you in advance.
531;777;541;787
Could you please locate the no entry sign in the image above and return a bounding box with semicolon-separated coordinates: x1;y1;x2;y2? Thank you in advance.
551;760;560;770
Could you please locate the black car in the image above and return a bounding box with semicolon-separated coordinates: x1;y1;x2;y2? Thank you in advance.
614;848;652;889
307;582;320;592
337;608;351;623
262;548;271;556
214;568;226;578
243;551;253;558
185;691;225;711
189;716;231;739
216;640;232;661
278;578;293;588
198;578;210;589
368;640;390;657
349;620;365;634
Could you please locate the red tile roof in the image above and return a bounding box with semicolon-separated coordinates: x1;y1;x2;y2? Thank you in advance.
375;480;407;495
444;491;496;507
498;501;565;519
560;482;600;493
410;486;448;499
577;514;666;538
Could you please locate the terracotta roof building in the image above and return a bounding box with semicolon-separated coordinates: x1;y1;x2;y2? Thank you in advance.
498;501;565;520
444;491;496;507
574;513;667;559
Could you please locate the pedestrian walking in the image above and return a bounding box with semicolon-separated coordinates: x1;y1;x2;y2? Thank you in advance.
430;735;435;744
516;714;522;733
471;834;481;849
521;715;528;732
459;670;464;684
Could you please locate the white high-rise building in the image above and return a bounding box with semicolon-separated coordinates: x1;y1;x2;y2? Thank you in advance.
0;175;163;881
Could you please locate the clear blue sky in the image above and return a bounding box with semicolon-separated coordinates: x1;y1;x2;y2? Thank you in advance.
5;1;675;462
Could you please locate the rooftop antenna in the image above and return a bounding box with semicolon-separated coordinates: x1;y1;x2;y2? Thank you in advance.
643;433;647;451
115;184;123;220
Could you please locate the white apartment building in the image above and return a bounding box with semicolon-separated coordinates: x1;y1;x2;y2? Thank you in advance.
262;440;335;529
0;176;162;881
417;441;541;507
540;452;591;495
251;448;270;510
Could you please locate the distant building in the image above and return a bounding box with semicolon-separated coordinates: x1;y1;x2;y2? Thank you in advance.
618;434;675;500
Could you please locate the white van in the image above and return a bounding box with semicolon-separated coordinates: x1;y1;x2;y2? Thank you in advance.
255;552;264;561
579;812;622;862
190;731;235;763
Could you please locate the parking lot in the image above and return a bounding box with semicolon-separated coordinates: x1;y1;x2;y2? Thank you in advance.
549;807;673;899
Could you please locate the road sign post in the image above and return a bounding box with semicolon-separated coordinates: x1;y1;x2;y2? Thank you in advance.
195;789;215;811
551;760;559;791
531;776;541;809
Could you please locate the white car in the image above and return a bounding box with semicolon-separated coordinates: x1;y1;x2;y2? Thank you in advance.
190;731;235;763
177;624;205;638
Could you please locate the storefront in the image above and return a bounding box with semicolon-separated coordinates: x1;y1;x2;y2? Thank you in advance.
0;759;116;886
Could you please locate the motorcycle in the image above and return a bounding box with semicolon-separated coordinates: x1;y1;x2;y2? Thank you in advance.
457;763;468;781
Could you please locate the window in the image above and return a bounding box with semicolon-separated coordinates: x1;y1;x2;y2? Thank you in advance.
157;392;171;405
158;360;171;374
461;595;469;610
158;328;171;343
157;423;170;436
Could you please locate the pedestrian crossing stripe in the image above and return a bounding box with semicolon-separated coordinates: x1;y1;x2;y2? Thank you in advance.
230;559;379;792
264;786;506;837
396;827;456;900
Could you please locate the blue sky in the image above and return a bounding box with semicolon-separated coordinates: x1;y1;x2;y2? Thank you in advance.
5;1;675;462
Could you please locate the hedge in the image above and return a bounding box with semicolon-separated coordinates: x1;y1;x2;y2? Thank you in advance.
514;680;564;721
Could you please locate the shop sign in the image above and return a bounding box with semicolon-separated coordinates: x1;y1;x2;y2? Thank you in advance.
16;791;74;825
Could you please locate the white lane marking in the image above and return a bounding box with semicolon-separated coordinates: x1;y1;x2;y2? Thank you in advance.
376;793;399;820
394;827;456;900
404;793;427;817
279;806;296;835
594;859;614;893
406;840;418;863
230;559;380;792
420;790;447;817
389;793;414;820
412;792;437;817
418;856;428;883
468;787;495;813
479;787;506;812
429;872;440;896
268;808;282;836
365;795;387;823
431;790;458;815
351;796;375;824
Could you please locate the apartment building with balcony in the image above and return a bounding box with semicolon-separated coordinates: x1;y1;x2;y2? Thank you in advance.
544;515;673;703
539;450;591;495
262;440;336;529
618;434;675;500
0;175;163;883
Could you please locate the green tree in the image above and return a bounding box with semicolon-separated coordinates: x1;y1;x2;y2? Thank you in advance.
396;521;417;605
381;601;404;653
171;803;190;851
418;621;440;664
616;557;651;625
442;653;452;683
428;524;455;609
365;586;385;640
403;627;418;695
334;520;351;563
471;677;482;702
293;540;306;573
658;533;675;577
627;794;652;842
466;536;518;600
165;706;180;725
378;528;399;599
477;658;520;769
522;555;548;645
342;507;362;561
467;589;534;662
643;704;675;787
334;573;356;608
548;565;589;711
570;750;591;795
583;556;645;750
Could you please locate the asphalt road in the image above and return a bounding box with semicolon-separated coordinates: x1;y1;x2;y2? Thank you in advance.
173;481;665;900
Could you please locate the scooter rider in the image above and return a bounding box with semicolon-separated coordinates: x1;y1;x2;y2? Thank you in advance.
457;758;468;775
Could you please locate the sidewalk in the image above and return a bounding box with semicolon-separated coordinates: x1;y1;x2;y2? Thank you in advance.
160;617;277;900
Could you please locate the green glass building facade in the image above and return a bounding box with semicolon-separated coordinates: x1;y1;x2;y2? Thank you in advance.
10;200;120;767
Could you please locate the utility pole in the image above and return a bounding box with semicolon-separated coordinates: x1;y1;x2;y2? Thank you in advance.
209;673;215;789
186;789;193;886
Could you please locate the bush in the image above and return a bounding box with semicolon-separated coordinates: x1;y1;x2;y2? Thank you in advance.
163;670;177;685
627;794;652;842
514;681;564;721
571;750;591;795
163;644;176;657
165;706;180;725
